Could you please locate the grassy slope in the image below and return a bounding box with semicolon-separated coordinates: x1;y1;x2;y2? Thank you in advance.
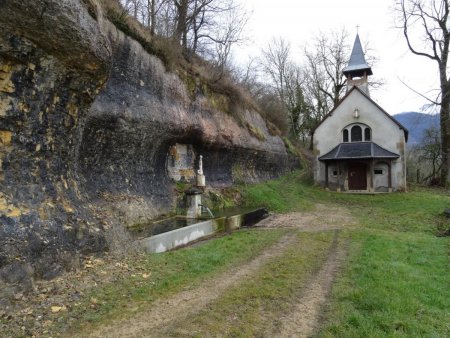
242;171;450;337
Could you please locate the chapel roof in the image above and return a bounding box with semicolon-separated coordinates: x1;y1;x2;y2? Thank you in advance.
343;34;373;77
319;141;400;161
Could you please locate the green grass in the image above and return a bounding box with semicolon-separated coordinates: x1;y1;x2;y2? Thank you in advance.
157;231;339;337
57;229;288;334
319;231;450;337
240;171;449;337
242;170;449;234
241;171;318;212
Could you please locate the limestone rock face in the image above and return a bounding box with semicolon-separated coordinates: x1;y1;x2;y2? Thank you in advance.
0;0;112;289
0;0;297;288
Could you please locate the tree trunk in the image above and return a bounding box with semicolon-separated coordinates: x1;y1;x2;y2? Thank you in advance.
440;81;450;186
439;39;449;186
174;0;188;47
148;0;156;34
132;0;139;19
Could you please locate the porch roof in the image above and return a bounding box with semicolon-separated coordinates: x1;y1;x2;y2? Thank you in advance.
319;142;400;161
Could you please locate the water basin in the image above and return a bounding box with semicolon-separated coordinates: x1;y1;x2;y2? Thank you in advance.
129;217;209;240
135;207;268;253
209;206;260;218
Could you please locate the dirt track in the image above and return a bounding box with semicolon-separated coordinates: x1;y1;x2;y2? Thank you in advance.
85;233;297;338
276;230;347;337
83;204;354;338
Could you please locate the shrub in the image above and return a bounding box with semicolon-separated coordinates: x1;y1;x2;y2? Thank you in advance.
436;213;450;237
256;92;289;136
245;122;266;141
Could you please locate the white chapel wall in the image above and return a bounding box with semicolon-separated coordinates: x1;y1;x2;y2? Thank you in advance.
313;89;406;191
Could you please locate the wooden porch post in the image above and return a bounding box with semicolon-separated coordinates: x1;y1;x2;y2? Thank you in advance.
388;160;392;192
325;162;329;189
370;159;374;192
337;162;341;192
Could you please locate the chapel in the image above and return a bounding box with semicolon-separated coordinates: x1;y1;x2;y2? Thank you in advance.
313;34;408;192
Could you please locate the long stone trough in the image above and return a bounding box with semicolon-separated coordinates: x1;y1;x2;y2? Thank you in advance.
139;208;268;253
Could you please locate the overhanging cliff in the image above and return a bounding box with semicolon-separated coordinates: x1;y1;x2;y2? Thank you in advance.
0;0;298;288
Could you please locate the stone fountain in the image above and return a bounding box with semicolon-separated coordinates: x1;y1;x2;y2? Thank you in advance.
185;154;210;219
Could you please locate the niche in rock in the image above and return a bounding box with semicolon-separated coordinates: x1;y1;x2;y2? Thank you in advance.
166;143;196;182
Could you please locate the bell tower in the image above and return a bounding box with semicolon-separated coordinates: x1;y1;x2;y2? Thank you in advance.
343;34;373;95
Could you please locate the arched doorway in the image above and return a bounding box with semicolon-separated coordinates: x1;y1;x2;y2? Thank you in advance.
348;162;367;190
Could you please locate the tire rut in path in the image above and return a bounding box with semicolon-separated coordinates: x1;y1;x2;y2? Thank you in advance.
85;232;298;338
275;230;346;337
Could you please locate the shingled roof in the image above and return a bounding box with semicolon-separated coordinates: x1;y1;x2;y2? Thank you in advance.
343;34;373;77
319;142;400;161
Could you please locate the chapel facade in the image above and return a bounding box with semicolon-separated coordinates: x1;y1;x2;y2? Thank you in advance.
313;34;408;192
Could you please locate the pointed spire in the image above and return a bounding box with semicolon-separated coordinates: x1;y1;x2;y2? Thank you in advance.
343;34;373;77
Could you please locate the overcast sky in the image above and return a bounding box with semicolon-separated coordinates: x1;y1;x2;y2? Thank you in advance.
235;0;439;115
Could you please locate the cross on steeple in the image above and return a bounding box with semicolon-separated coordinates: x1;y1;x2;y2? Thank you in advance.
356;24;360;33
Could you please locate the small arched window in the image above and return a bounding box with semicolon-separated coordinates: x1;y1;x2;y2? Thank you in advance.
351;125;362;142
343;129;349;142
364;128;371;141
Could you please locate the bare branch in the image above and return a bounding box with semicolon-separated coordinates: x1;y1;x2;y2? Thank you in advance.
400;0;440;61
398;77;441;105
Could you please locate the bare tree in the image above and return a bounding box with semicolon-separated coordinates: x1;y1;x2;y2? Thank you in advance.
231;57;291;136
155;1;177;38
293;29;352;146
407;125;443;184
121;0;144;19
146;0;170;35
173;0;215;48
306;29;350;107
260;34;351;142
170;0;247;54
301;57;330;144
396;0;450;186
260;38;292;103
188;0;248;67
118;0;247;70
233;58;261;95
120;0;175;36
260;38;306;136
420;126;443;183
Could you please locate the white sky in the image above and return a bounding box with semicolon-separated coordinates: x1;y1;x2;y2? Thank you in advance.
234;0;439;115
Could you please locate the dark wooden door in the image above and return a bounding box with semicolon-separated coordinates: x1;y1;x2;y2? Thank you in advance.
348;162;367;190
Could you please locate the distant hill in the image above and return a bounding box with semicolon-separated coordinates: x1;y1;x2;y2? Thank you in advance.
393;112;440;145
